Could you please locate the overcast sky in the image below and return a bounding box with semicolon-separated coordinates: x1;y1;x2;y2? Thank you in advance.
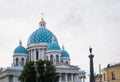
0;0;120;77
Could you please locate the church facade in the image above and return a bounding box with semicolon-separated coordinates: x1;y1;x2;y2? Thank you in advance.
0;18;85;82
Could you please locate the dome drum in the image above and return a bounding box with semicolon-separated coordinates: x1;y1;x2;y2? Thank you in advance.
46;50;61;53
27;42;49;50
13;54;28;57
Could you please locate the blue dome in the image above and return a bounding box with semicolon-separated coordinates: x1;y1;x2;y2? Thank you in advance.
61;50;70;57
14;45;27;54
27;28;57;44
47;41;61;50
79;70;86;74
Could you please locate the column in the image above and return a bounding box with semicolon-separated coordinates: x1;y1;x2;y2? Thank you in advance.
53;55;56;65
75;74;79;82
13;58;15;66
74;74;76;82
71;74;73;82
65;73;68;82
32;50;34;61
13;76;17;82
13;76;15;82
28;51;30;61
34;49;36;61
59;54;61;64
18;58;21;67
59;73;62;82
41;49;44;60
39;49;41;59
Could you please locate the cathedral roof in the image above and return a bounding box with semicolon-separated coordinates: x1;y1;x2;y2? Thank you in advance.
47;35;61;50
79;70;86;74
61;45;70;57
27;18;58;44
61;50;70;57
47;41;61;51
14;40;27;55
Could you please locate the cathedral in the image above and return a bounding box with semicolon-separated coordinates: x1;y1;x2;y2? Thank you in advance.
0;18;85;82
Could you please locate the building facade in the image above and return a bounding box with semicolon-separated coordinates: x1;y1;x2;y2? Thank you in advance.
0;18;84;82
102;63;120;82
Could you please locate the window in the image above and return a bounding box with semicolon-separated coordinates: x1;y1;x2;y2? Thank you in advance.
56;55;59;63
16;58;19;66
41;24;42;26
61;74;65;81
66;61;68;64
50;55;53;63
9;75;13;82
36;50;39;60
61;61;63;63
21;58;24;66
111;71;115;80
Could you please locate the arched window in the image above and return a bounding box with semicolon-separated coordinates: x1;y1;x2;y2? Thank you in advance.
16;58;19;66
21;58;24;66
36;50;39;60
50;55;53;63
66;61;68;64
56;55;59;63
9;75;13;82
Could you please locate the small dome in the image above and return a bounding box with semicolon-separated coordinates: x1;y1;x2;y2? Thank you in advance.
79;70;86;74
14;45;27;54
47;41;61;50
61;50;70;57
27;28;57;44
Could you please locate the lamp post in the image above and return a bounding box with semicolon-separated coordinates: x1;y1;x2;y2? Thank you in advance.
44;63;46;71
34;62;39;82
44;63;46;82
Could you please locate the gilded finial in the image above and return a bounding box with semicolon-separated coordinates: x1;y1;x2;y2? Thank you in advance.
40;13;45;23
62;44;65;50
39;13;46;27
40;18;45;23
19;39;22;45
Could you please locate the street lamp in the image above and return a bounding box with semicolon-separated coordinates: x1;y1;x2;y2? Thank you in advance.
34;62;39;82
44;63;46;82
44;63;46;71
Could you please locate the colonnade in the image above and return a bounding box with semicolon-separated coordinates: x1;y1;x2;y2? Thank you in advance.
59;73;79;82
28;49;45;61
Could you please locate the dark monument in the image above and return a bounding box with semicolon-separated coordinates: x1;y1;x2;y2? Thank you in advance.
88;47;95;82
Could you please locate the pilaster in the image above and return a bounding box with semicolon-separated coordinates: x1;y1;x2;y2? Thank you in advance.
65;73;68;82
71;74;73;82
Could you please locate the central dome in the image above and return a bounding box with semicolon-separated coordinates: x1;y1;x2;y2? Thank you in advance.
27;18;58;45
27;28;57;44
